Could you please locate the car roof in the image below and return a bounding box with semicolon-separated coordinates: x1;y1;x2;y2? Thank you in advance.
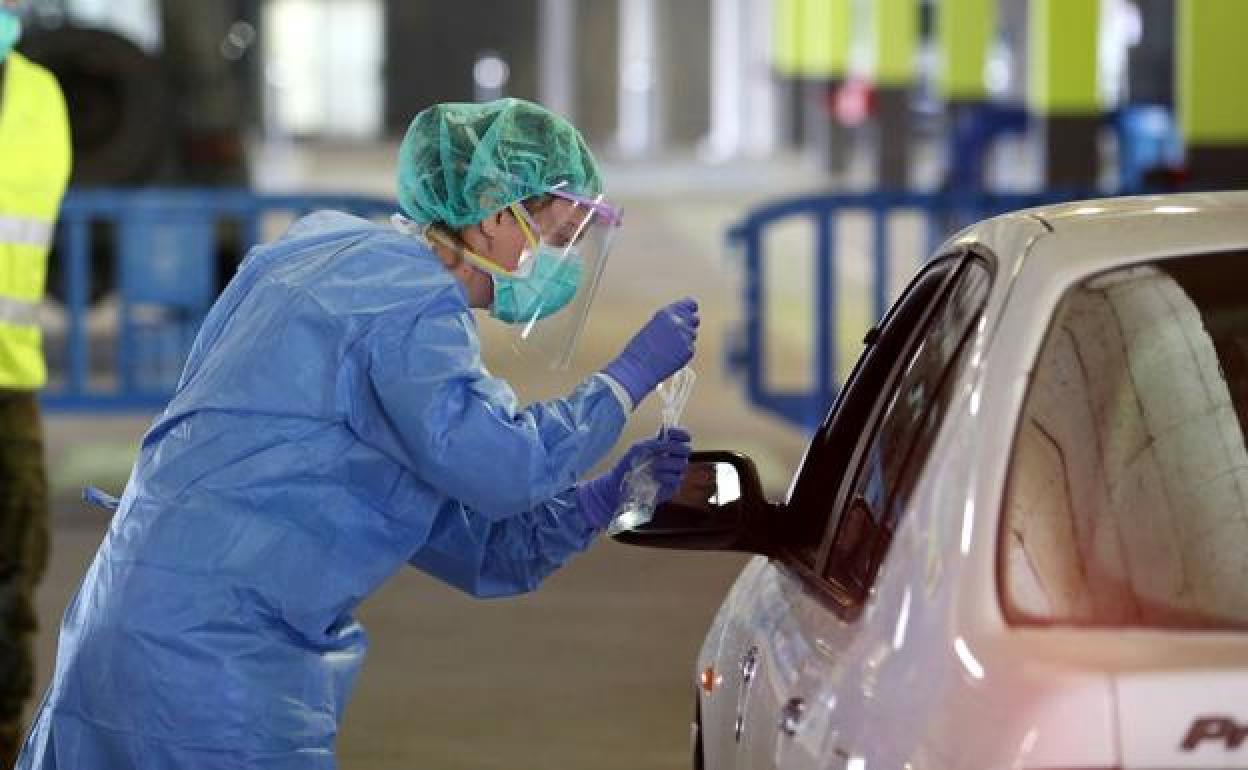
1027;190;1248;231
958;191;1248;281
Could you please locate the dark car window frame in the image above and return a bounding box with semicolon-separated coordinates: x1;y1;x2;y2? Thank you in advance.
775;254;964;591
818;257;992;605
775;249;994;616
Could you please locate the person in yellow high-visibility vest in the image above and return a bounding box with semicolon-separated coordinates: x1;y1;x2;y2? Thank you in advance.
0;0;71;765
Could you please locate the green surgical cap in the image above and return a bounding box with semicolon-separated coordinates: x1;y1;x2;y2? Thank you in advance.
396;98;603;228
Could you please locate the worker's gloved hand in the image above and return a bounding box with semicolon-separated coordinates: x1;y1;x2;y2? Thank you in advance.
577;428;693;528
603;299;699;405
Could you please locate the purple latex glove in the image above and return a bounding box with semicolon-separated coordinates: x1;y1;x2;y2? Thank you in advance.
577;428;693;528
603;299;699;405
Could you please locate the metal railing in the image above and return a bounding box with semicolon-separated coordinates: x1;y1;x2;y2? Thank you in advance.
42;187;1096;424
725;190;1083;430
44;189;396;410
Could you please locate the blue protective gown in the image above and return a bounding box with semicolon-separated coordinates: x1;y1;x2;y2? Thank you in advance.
18;212;629;769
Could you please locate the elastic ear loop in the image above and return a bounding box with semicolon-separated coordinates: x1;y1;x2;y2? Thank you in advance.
426;227;510;277
509;202;542;251
427;207;541;279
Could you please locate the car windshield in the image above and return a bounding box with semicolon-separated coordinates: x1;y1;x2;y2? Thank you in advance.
1001;250;1248;630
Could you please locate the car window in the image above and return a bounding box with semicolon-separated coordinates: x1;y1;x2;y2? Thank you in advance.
821;259;991;598
783;257;961;568
1001;250;1248;630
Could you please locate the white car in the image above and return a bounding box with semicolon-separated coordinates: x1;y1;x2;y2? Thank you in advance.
618;192;1248;770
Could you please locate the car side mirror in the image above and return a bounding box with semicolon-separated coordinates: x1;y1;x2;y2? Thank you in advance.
610;450;778;556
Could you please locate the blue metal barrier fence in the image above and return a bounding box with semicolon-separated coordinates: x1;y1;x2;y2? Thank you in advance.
45;187;1091;420
44;189;396;411
726;190;1084;431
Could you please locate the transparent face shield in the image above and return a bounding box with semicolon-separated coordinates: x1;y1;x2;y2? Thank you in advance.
500;188;622;370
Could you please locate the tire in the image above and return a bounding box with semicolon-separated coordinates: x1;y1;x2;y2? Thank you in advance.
19;25;172;186
22;26;174;304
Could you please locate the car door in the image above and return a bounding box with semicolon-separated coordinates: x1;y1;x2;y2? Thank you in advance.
719;253;991;769
776;255;992;769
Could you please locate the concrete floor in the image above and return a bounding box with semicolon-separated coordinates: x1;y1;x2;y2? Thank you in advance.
29;154;838;767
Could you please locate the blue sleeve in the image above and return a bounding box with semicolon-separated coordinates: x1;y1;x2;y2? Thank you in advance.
351;307;627;519
407;490;600;598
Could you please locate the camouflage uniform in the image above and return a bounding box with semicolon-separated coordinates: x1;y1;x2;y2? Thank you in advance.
0;392;48;768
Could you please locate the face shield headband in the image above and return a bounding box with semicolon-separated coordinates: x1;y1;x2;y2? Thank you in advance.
392;186;622;370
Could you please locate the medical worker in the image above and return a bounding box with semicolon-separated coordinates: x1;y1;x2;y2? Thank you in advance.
18;98;697;769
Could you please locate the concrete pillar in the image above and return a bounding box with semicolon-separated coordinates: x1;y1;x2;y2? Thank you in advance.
161;0;247;183
660;0;711;148
1177;0;1248;188
743;0;780;156
707;0;744;158
383;1;538;135
997;0;1029;104
707;0;770;159
872;0;919;188
617;0;660;156
939;0;998;189
538;0;576;121
938;0;996;103
772;0;804;148
574;2;618;146
800;0;853;175
1028;0;1100;189
1127;0;1173;106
